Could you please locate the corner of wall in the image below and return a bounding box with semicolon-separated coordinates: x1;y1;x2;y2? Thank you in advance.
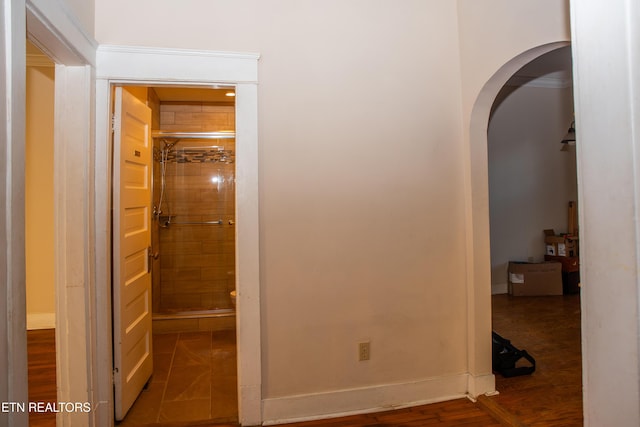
27;312;56;330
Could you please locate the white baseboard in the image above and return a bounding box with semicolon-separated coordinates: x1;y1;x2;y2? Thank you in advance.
262;373;469;425
467;372;496;397
491;283;508;295
27;312;56;330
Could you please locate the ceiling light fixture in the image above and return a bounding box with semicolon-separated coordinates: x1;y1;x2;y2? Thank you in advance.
225;92;236;97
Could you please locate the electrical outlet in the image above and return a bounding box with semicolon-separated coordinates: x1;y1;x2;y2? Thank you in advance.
358;342;371;361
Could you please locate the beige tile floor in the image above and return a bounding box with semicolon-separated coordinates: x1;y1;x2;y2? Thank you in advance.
117;330;238;426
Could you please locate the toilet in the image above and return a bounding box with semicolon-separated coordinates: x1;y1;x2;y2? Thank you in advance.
230;290;237;307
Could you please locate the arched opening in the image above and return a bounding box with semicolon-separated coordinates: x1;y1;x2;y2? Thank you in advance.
466;41;583;424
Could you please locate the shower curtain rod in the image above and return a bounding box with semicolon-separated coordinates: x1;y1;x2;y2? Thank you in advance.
151;131;236;139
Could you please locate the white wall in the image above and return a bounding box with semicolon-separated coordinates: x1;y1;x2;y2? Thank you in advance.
571;1;640;425
63;0;94;35
93;0;571;422
488;82;576;293
25;58;56;329
457;0;570;119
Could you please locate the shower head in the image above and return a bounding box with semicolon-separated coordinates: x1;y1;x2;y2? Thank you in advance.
161;139;180;150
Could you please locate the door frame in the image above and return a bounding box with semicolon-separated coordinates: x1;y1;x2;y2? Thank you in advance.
3;0;99;425
95;45;262;426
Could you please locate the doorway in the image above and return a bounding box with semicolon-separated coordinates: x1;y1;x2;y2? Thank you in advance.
112;84;240;424
94;45;262;426
486;46;582;423
470;42;577;422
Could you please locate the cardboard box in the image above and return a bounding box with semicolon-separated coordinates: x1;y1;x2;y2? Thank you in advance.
544;229;579;257
508;261;563;296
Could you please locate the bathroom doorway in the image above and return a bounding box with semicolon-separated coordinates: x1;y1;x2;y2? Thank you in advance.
113;85;239;425
95;46;261;426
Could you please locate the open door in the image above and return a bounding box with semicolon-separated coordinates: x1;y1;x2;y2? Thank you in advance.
112;86;153;420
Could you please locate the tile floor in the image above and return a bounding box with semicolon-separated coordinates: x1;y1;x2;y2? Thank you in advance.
117;329;238;426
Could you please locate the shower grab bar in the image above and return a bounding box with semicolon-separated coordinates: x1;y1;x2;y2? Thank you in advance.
170;219;224;225
152;131;236;140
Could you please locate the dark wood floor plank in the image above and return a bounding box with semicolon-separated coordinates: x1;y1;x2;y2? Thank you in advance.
27;329;57;427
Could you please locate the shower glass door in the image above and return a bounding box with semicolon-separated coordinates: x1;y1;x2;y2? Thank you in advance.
154;137;236;313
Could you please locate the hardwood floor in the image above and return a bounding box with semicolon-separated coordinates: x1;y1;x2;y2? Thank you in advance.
490;294;583;426
27;329;57;427
26;294;583;426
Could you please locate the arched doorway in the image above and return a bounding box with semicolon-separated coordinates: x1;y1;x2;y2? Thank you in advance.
464;41;571;397
485;45;582;424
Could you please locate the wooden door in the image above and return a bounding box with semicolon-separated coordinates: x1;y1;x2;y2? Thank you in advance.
112;86;153;420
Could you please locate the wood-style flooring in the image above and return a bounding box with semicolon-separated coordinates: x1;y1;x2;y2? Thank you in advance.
118;330;238;426
490;293;583;426
27;329;57;427
26;294;583;426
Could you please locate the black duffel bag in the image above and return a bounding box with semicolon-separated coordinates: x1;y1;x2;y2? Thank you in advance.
492;331;536;377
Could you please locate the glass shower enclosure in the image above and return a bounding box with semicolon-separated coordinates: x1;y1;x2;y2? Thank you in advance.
152;131;236;314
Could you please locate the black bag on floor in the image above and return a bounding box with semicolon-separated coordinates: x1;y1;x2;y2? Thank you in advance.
492;331;536;377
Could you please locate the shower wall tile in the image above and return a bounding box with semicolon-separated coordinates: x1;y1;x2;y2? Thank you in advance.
202;241;235;255
161;280;228;295
165;164;202;176
161;253;227;269
160;242;202;256
201;105;234;113
201;268;234;281
160;103;234;133
156;102;236;313
172;112;230;127
160;111;175;125
160;268;201;281
159;226;224;243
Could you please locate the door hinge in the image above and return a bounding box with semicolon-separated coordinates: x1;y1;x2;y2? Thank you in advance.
111;114;117;132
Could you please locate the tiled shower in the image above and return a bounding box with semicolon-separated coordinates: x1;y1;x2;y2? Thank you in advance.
150;93;236;323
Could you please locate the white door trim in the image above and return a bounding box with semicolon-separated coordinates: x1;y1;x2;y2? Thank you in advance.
95;45;262;426
1;0;28;425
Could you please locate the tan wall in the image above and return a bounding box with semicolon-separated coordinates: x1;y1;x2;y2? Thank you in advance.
157;103;235;311
25;63;56;329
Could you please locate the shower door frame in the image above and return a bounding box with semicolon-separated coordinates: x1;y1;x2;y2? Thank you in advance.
95;46;262;426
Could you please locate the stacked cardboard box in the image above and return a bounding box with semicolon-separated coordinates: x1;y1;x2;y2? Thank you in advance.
543;229;579;257
542;201;581;294
543;200;580;257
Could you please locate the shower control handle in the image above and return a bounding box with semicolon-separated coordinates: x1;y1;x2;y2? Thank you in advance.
147;247;159;273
